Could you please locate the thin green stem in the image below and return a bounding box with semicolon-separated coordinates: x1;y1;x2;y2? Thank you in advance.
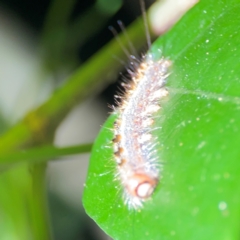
28;163;52;240
0;143;92;168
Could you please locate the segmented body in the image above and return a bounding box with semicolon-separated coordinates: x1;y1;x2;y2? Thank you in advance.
113;54;171;208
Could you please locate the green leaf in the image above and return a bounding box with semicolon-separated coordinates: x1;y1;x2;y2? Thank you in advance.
83;0;240;239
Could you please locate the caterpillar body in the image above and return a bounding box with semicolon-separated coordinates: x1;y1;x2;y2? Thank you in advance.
112;53;171;208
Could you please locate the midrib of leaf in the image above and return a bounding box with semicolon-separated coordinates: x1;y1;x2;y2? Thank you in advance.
170;88;240;105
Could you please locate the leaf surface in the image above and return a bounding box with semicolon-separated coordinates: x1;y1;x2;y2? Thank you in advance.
83;1;240;239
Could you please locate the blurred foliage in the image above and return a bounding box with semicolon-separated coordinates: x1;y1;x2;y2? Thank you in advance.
83;0;240;239
0;0;152;239
41;0;123;72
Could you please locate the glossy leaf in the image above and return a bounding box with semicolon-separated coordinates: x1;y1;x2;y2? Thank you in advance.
83;0;240;239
